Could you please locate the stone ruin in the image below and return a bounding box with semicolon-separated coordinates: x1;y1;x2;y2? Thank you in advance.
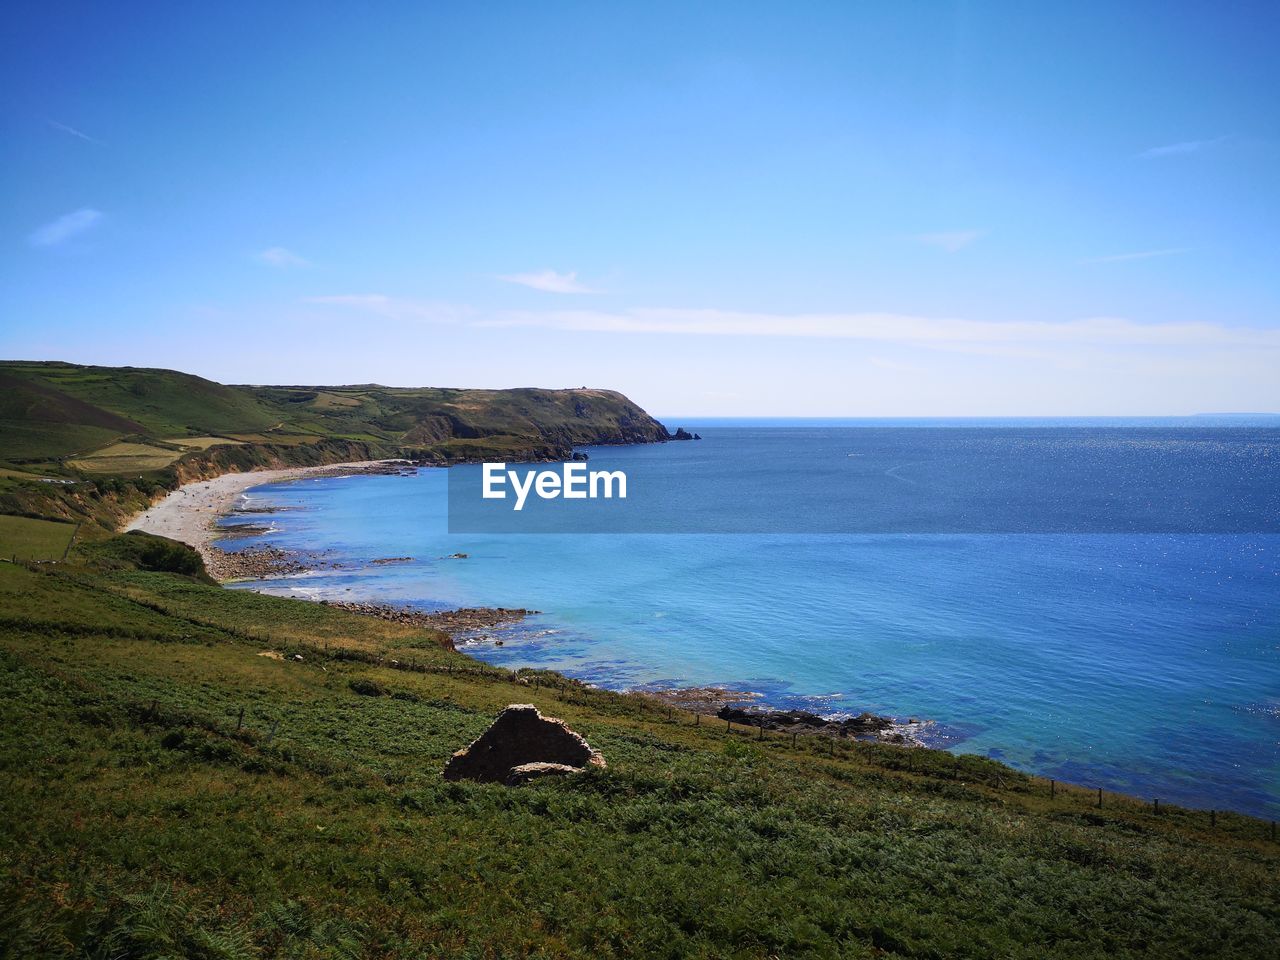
442;704;606;786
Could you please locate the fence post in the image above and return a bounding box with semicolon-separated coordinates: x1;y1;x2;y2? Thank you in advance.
1211;809;1216;828
792;731;797;748
1153;798;1160;815
1097;788;1103;809
236;706;244;731
695;713;700;727
1050;779;1055;798
726;719;731;733
60;522;81;562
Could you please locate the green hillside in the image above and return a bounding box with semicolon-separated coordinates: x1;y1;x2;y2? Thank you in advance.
1;362;281;438
0;361;677;534
3;362;1275;957
2;544;1277;959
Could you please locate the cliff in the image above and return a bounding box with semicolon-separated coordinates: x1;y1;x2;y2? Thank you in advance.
0;360;680;530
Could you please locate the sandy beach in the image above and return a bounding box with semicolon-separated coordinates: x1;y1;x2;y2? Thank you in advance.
125;460;404;578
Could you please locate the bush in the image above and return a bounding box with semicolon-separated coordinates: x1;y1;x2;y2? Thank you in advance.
77;532;209;578
348;677;386;697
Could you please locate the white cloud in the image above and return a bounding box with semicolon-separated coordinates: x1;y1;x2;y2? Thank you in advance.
1139;137;1226;159
307;295;1280;352
915;230;983;252
1082;248;1190;264
497;269;597;293
868;356;926;374
28;208;103;247
305;294;471;323
481;308;1280;349
47;119;103;144
257;246;311;268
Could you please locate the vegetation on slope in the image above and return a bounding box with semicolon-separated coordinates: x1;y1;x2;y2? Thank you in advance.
1;540;1277;959
0;360;677;536
0;514;78;562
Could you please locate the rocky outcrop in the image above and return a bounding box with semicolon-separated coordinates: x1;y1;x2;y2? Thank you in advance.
204;545;314;580
714;705;929;745
443;704;606;784
504;762;584;786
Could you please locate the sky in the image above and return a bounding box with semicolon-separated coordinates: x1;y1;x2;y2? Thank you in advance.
2;1;1278;416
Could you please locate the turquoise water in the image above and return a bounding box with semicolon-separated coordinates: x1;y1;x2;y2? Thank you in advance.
225;420;1280;818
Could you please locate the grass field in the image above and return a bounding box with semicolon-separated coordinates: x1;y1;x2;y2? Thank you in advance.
226;433;321;446
0;514;77;561
1;548;1277;959
67;441;185;474
311;391;367;409
0;466;45;480
165;436;246;450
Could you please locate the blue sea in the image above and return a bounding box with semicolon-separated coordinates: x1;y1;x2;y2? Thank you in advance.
223;419;1280;818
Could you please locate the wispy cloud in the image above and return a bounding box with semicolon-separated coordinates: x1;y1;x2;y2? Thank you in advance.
915;230;983;253
256;246;311;268
306;295;1280;351
497;269;597;293
1082;248;1190;264
305;295;472;323
1139;137;1226;159
28;208;103;247
482;308;1280;349
869;356;926;374
47;119;103;145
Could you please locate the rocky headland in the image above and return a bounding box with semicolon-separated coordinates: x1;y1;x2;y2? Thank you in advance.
641;685;934;747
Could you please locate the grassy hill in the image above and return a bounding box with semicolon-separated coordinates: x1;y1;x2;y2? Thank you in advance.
2;361;1276;957
0;360;678;536
1;540;1276;958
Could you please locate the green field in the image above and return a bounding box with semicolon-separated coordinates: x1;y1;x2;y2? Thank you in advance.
164;436;246;450
1;544;1276;959
0;514;77;561
67;441;186;474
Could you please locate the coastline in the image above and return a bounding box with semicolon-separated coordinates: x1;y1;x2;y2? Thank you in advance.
124;460;408;580
122;461;936;747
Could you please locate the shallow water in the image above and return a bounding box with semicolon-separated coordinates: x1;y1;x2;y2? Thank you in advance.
223;420;1280;818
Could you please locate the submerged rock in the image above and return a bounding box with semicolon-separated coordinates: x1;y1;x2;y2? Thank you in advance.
442;704;606;785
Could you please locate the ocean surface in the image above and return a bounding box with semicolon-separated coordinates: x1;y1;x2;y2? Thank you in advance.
223;419;1280;818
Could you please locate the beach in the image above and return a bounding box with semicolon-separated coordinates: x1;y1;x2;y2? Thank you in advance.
124;460;403;579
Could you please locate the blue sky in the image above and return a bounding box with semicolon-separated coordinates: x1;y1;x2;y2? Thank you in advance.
3;1;1278;415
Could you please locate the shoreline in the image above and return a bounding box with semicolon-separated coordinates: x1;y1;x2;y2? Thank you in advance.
634;686;934;747
122;459;937;747
124;460;409;580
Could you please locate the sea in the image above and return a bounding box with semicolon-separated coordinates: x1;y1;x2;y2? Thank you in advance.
221;418;1280;819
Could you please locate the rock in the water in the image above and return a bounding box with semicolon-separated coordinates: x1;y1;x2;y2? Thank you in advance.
442;704;606;784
